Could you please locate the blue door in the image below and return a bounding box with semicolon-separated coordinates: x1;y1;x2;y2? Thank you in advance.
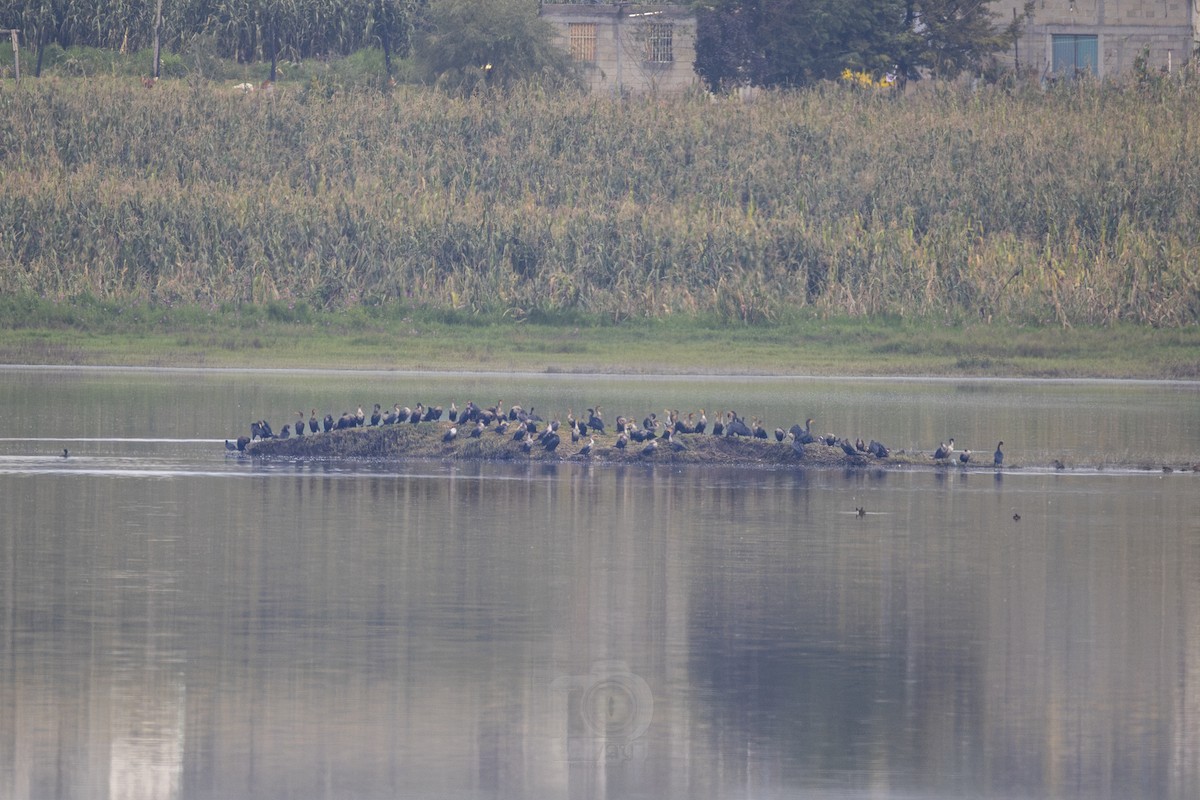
1052;34;1098;78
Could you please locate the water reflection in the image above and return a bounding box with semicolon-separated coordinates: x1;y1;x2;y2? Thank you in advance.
1;370;1198;799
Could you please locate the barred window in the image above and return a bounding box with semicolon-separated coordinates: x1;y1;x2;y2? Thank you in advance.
644;23;674;63
569;23;596;63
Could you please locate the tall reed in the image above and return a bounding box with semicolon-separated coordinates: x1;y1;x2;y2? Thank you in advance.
0;76;1197;325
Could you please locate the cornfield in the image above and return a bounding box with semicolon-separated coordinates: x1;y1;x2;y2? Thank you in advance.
0;76;1198;326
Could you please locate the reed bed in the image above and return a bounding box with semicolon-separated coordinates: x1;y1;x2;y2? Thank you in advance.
1;77;1198;325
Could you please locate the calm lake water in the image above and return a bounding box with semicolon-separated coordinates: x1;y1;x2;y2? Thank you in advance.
1;367;1198;800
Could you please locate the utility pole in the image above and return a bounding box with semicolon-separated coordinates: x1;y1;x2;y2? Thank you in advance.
152;0;164;78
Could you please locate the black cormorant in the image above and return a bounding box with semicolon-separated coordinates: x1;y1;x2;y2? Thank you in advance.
384;404;400;425
932;438;955;460
994;442;1004;466
959;449;972;464
309;409;319;434
443;427;458;442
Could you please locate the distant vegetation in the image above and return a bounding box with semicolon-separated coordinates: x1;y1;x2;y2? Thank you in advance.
0;71;1198;327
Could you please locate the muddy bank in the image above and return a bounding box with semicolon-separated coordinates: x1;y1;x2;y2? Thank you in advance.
245;422;1197;472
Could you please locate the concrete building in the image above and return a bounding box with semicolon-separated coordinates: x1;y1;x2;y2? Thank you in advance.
540;3;698;94
991;0;1198;79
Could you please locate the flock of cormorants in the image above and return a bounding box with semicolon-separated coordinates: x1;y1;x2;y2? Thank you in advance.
226;399;1006;467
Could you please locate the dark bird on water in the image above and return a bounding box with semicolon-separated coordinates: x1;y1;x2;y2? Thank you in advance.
856;506;866;518
1013;513;1021;522
959;449;972;464
62;448;70;458
225;439;237;451
236;436;250;452
994;442;1004;466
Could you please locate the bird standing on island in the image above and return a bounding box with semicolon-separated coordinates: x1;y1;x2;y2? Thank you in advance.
994;442;1004;466
933;438;955;460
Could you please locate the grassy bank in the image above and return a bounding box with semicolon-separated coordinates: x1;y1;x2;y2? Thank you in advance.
2;297;1198;378
1;76;1199;329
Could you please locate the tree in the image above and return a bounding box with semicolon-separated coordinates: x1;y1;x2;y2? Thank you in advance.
414;0;579;91
900;1;1035;79
694;0;1033;90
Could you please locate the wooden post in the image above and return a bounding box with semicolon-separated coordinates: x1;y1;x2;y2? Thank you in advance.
2;30;18;83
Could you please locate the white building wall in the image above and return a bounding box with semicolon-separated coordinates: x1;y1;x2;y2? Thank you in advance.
541;4;698;94
991;0;1196;78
